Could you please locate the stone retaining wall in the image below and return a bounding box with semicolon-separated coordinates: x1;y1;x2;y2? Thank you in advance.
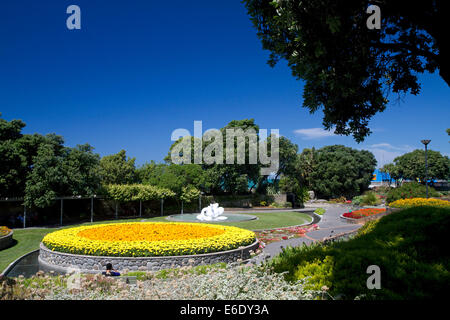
0;231;13;251
39;240;260;274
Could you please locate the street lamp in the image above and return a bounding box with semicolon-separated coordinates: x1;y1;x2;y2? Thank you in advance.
421;139;431;198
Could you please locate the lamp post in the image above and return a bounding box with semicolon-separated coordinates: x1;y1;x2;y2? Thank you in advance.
421;140;431;198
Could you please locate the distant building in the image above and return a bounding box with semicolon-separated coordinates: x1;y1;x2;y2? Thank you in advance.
369;169;393;188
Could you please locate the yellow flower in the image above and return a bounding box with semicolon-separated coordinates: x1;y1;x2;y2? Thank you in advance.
389;198;450;209
42;222;256;257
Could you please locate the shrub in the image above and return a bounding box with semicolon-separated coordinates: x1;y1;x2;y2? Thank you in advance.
260;201;267;207
360;191;380;206
351;195;364;206
266;206;450;299
386;182;439;204
294;256;334;291
314;208;325;215
270;201;292;208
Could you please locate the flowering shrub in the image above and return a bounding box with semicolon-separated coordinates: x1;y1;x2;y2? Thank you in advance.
389;198;450;209
0;226;12;237
42;222;256;257
386;182;439;203
342;208;386;219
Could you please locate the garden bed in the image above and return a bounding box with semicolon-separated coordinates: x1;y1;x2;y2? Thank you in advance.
0;227;14;251
39;240;260;273
340;208;390;223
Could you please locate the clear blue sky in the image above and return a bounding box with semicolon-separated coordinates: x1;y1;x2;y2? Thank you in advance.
1;0;449;168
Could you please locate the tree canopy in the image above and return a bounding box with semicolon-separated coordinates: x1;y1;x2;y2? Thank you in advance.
99;150;136;185
308;145;377;198
390;149;450;182
244;0;448;142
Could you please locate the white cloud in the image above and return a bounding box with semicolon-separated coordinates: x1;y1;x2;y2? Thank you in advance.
369;143;414;152
362;143;415;168
293;128;336;139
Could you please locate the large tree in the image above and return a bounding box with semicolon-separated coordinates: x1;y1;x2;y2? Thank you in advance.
244;0;448;142
309;145;377;199
24;142;101;208
99;150;136;185
391;149;450;182
165;119;265;195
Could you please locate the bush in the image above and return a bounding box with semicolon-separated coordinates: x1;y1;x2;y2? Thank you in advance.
386;182;439;204
266;206;450;299
314;208;325;215
351;195;364;206
270;201;292;208
360;191;380;206
294;256;334;291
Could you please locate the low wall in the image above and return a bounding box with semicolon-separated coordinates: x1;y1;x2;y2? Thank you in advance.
38;240;260;274
0;230;13;251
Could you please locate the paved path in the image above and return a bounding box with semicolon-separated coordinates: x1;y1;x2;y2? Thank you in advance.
247;205;362;265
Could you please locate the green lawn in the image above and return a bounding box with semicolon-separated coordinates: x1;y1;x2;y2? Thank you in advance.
0;211;312;273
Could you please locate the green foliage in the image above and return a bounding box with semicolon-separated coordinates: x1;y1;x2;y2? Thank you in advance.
267;207;450;299
392;149;450;182
278;176;309;205
314;208;325;215
105;184;175;202
180;185;201;203
164;119;283;195
244;0;447;142
270;201;292;208
360;191;380;206
24;143;101;208
386;182;439;204
309;145;377;199
139;163;203;199
294;256;334;291
351;195;364;206
99;150;136;185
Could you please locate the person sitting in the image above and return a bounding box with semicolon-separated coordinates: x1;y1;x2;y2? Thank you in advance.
102;263;120;276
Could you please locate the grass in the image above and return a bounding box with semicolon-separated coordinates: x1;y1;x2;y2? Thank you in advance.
0;228;54;273
0;210;311;273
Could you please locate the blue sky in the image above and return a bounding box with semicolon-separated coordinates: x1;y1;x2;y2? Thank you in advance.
1;0;449;168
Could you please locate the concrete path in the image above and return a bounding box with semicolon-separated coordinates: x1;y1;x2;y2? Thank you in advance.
248;205;362;265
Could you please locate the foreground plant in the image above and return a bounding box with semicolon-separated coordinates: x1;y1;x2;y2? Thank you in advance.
2;264;318;300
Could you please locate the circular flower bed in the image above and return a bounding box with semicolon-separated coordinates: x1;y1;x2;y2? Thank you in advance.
42;222;256;257
342;208;386;219
389;198;450;209
0;226;12;237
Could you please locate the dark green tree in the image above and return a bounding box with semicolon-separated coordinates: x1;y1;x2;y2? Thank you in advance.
24;142;101;208
393;149;450;182
309;145;377;198
244;0;448;142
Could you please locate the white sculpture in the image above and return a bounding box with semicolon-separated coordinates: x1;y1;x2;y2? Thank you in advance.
196;203;227;221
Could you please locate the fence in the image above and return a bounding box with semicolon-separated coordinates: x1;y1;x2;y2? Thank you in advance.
0;195;214;229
